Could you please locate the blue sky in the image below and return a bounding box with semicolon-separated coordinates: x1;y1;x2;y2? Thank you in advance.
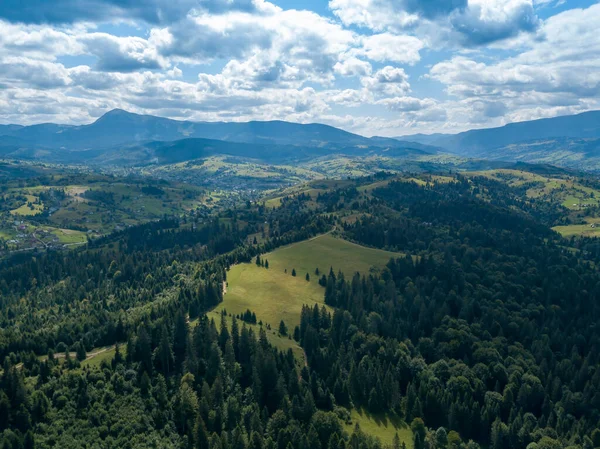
0;0;598;136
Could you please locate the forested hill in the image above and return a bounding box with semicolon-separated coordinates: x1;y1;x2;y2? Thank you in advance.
2;172;600;449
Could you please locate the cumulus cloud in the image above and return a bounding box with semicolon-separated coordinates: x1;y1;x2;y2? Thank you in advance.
154;16;273;63
0;57;70;89
354;33;423;64
451;0;538;45
333;57;372;77
329;0;539;46
0;21;83;60
157;8;356;88
0;0;258;25
82;33;167;72
377;96;437;112
430;4;600;100
0;0;597;136
361;66;412;98
329;0;419;31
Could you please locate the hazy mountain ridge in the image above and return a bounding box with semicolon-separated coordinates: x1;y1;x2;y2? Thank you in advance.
394;132;453;145
0;109;438;165
426;111;600;155
0;109;430;151
467;136;600;170
396;111;600;170
2;109;600;170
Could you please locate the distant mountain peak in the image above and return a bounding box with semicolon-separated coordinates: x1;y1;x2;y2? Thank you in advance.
95;108;139;122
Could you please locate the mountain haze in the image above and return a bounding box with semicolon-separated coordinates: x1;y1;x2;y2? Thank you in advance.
0;109;424;151
421;111;600;155
0;109;437;165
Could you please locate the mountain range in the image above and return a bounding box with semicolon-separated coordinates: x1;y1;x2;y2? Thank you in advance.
1;109;600;170
0;109;437;165
397;111;600;169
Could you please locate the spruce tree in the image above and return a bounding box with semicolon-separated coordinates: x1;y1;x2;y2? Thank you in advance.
278;320;288;336
76;341;86;362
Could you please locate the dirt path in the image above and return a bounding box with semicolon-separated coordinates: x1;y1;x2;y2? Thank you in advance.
44;345;116;363
32;230;49;248
7;345;116;373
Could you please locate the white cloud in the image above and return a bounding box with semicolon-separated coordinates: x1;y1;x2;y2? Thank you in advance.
355;33;423;64
329;0;539;46
377;96;437;111
81;33;168;71
0;0;259;25
430;3;600;102
333;57;372;77
0;57;70;89
329;0;419;31
0;0;597;136
0;21;84;60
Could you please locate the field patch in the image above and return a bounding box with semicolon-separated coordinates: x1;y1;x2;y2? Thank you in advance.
81;345;126;368
49;228;87;244
343;408;413;448
213;234;400;333
215;262;324;331
265;234;400;283
553;218;600;237
10;194;44;216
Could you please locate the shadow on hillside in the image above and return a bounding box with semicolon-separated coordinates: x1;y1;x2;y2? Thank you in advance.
353;407;409;430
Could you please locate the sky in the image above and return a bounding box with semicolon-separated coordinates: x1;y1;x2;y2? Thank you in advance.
0;0;598;136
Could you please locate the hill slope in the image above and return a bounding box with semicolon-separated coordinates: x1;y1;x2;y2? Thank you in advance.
429;110;600;156
466;136;600;170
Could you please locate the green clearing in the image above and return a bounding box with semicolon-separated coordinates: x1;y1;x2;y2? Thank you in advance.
553;217;600;237
343;408;413;448
265;197;283;208
48;228;87;244
81;346;126;368
29;345;124;369
215;262;324;331
213;234;400;332
10;194;44;216
357;179;392;193
561;191;600;210
265;234;400;283
0;229;14;240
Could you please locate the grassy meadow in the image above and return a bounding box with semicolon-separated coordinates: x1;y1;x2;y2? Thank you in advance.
343;408;413;449
264;234;400;283
212;234;400;331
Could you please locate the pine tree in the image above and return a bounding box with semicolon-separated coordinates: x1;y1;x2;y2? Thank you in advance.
305;273;310;281
140;372;151;396
195;415;209;449
278;320;288;336
393;433;401;449
173;309;189;370
155;325;174;376
112;343;123;368
76;341;86;362
24;431;35;449
291;269;296;277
